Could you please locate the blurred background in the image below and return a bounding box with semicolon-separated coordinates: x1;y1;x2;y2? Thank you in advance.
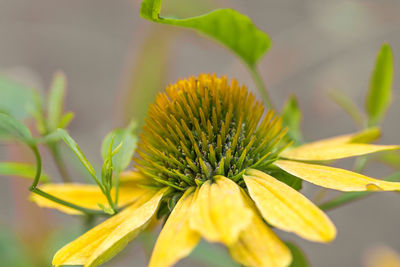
1;0;400;266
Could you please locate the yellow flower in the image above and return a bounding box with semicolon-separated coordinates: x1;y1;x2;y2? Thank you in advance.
31;74;400;267
364;245;400;267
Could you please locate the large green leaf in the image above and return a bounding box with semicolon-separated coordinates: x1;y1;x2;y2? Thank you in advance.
365;44;394;126
0;162;49;182
140;0;271;67
285;242;310;267
101;121;138;174
0;112;34;145
282;94;303;145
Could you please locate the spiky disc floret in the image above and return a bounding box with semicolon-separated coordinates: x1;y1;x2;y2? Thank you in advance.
135;74;289;191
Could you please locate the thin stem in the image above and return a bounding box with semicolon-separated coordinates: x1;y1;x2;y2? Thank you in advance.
248;65;275;110
29;146;42;190
28;145;106;216
114;172;120;207
48;142;71;182
319;170;400;211
31;188;105;216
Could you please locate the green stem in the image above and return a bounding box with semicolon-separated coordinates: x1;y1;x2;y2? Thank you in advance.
319;170;400;211
48;142;71;182
114;172;120;207
28;145;106;216
248;65;274;110
31;187;105;216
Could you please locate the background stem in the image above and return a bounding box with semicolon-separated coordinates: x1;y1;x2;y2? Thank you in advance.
48;143;71;182
248;65;275;110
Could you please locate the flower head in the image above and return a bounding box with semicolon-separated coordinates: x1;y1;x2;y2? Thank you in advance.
32;74;400;267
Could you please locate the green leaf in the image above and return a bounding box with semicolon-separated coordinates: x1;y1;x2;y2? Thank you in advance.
101;121;138;174
285;241;310;267
0;112;34;144
282;94;303;145
0;162;49;182
0;75;36;120
140;0;271;67
329;90;365;127
55;128;97;179
47;72;67;131
366;43;394;126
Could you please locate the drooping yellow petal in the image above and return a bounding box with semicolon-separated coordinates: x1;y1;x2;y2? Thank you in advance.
52;188;166;267
189;176;253;245
275;160;400;192
30;183;146;215
244;169;336;242
149;188;201;267
281;143;399;161
229;191;292;267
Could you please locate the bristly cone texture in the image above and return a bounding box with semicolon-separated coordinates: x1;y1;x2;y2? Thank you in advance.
135;74;289;191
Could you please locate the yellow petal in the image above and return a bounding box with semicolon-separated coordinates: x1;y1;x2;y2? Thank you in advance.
52;188;166;267
281;143;399;161
275;160;400;192
189;176;253;245
149;188;201;267
229;192;292;267
244;169;336;242
30;183;145;215
119;170;148;185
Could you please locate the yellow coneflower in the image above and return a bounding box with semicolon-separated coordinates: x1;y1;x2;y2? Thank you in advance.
32;74;400;267
364;245;400;267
